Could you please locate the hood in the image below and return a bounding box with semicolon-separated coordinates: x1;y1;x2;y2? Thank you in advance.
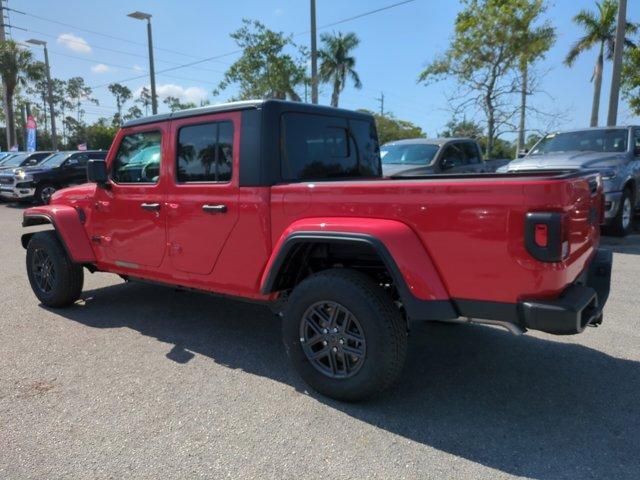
507;151;626;171
382;163;436;177
19;165;54;175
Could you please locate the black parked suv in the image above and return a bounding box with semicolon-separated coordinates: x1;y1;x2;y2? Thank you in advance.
0;150;106;204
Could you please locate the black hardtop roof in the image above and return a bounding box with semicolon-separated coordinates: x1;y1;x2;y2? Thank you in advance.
121;99;374;128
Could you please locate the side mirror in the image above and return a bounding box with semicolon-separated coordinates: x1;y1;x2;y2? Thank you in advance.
517;149;528;158
634;146;640;157
441;158;457;171
87;159;108;186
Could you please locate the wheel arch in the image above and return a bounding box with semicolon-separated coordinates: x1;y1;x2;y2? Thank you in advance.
261;218;457;321
22;206;96;263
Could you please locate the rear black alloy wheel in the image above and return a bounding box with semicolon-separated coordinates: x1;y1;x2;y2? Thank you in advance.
300;301;366;379
283;268;407;402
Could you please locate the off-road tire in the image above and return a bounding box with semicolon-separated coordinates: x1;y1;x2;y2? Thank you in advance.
34;183;57;205
608;187;634;237
26;231;83;307
282;268;407;402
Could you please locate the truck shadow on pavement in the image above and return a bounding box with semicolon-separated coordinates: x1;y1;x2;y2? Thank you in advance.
50;281;639;480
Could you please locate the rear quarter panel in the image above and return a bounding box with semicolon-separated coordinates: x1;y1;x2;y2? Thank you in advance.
270;174;601;304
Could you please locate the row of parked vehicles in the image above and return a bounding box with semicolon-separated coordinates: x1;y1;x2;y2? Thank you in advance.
381;126;640;236
0;150;107;205
3;126;639;236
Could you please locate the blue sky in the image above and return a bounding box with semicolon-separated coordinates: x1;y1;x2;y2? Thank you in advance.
6;0;639;139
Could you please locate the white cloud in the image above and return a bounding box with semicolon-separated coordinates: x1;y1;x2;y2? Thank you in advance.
132;64;144;72
57;33;91;54
136;84;208;104
91;63;112;74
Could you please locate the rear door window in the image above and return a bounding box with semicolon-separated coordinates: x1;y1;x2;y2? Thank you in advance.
176;121;234;183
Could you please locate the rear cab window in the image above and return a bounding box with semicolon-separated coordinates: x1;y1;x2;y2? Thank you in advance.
280;112;381;181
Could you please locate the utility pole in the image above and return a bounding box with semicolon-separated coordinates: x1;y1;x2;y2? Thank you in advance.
27;39;58;150
310;0;318;104
0;1;12;150
376;92;385;116
607;0;627;126
128;11;158;114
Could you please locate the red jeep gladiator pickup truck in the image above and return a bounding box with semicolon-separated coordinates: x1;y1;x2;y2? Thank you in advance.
21;100;612;401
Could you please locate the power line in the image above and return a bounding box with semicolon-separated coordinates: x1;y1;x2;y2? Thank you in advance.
19;26;228;75
4;5;230;64
87;0;416;90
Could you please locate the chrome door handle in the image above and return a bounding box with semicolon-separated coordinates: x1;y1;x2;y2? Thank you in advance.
202;204;227;214
140;202;161;212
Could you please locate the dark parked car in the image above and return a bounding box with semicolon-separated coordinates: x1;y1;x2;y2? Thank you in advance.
381;138;510;177
0;150;106;204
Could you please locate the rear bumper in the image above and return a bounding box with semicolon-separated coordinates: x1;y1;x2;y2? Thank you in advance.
520;249;612;334
452;249;612;335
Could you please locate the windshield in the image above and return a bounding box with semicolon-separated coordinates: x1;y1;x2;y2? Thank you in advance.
126;145;161;166
530;129;628;155
381;143;439;165
40;152;71;168
1;153;30;167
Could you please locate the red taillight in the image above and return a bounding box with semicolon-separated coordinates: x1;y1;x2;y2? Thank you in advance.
534;224;548;247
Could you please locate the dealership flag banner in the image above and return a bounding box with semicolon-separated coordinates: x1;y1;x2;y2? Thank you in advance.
26;115;37;152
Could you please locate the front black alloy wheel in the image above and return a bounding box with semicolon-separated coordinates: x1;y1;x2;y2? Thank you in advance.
26;231;84;308
283;268;407;402
31;247;57;293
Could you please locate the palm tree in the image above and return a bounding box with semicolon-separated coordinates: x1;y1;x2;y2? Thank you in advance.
565;0;637;126
514;0;555;155
319;32;362;108
0;41;41;149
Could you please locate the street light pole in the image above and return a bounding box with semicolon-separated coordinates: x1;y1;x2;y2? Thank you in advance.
128;11;158;115
310;0;318;104
27;40;58;150
607;0;627;126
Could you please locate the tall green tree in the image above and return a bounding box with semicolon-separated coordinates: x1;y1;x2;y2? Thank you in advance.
622;46;640;115
66;76;97;122
217;19;306;101
318;32;362;107
135;86;152;116
108;83;133;125
513;0;555;154
418;0;531;157
163;96;197;112
565;0;637;126
358;109;424;145
439;118;484;139
0;41;41;149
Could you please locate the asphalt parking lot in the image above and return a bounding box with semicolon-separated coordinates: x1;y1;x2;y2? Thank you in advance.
1;202;639;479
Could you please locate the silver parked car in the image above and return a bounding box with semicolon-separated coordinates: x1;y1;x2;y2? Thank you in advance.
504;127;640;236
